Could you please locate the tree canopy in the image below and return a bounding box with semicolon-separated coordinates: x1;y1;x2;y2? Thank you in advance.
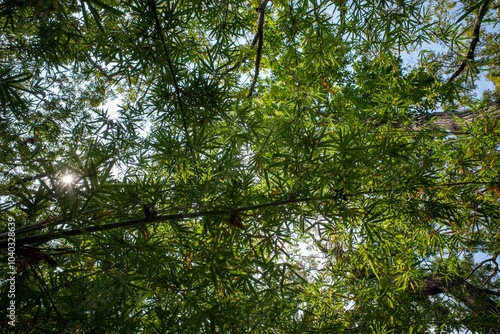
1;0;500;332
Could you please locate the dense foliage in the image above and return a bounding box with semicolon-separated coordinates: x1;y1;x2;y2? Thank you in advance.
1;0;500;332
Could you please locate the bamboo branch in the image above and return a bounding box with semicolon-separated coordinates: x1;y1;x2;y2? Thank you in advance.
447;0;492;84
0;194;337;249
149;0;198;175
247;0;270;97
0;208;103;240
1;181;496;249
225;1;270;75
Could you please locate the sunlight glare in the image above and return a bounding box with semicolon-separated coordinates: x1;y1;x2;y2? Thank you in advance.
61;174;74;185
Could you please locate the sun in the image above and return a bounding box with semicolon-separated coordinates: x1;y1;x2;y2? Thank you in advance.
61;174;74;185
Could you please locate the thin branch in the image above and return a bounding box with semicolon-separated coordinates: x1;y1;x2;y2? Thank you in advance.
482;257;499;288
29;264;65;326
447;0;492;84
150;0;184;121
466;256;497;280
247;0;270;97
0;217;57;240
224;59;244;73
336;0;347;36
149;0;198;175
85;53;113;82
0;207;102;240
3;172;49;193
224;35;261;73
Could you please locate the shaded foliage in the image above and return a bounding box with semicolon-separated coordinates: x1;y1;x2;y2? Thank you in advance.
1;0;500;333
